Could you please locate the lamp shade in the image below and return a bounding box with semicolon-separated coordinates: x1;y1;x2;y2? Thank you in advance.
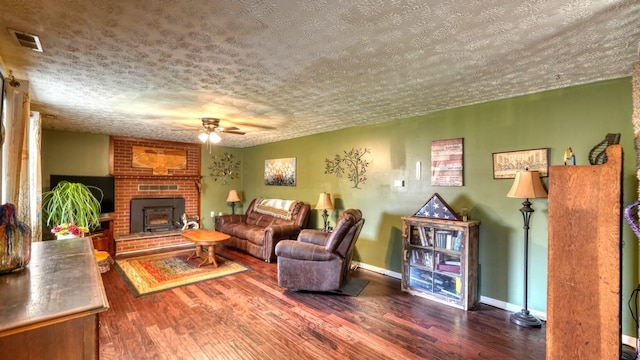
198;131;209;143
315;192;334;210
226;189;240;202
507;170;548;199
209;132;222;144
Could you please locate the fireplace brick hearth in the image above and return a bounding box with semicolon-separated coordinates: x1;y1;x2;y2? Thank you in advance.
110;136;201;255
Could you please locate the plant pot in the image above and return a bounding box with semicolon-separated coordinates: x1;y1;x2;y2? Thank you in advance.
55;233;84;240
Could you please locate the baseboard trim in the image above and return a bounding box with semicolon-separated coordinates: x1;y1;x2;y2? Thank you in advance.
479;296;547;321
354;261;402;279
622;334;638;349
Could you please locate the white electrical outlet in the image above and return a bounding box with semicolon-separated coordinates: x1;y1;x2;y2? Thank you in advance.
210;211;215;217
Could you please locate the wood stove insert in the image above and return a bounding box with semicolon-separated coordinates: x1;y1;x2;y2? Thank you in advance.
130;197;185;233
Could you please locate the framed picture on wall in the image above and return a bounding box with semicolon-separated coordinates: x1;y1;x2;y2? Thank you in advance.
492;148;549;179
264;157;296;186
431;138;464;186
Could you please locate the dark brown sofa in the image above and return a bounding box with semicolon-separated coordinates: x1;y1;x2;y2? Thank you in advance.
275;209;365;291
215;198;310;262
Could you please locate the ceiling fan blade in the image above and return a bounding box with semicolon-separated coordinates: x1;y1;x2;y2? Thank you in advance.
227;121;277;130
221;129;246;135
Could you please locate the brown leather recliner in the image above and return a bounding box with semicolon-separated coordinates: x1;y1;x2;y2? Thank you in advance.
275;209;365;291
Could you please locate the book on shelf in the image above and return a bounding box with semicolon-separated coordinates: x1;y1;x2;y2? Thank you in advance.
425;252;433;268
410;227;421;245
410;278;433;291
437;263;460;273
453;231;462;251
435;230;448;248
432;230;464;251
411;250;434;269
438;288;461;298
417;227;429;246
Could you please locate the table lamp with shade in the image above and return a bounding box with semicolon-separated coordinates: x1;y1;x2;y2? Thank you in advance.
315;192;334;232
226;190;241;215
507;169;548;328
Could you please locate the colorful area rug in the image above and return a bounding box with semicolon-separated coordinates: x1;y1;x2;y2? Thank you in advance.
115;249;249;297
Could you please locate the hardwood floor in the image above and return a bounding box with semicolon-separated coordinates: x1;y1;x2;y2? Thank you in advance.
99;246;546;359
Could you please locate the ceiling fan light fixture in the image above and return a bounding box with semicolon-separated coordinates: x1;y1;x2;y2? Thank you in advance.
198;131;209;143
209;132;222;144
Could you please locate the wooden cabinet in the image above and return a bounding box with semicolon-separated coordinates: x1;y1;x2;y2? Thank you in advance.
90;216;114;257
547;145;622;359
0;237;109;359
401;216;480;310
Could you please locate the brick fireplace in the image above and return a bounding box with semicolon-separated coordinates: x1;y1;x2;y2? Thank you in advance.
110;136;201;255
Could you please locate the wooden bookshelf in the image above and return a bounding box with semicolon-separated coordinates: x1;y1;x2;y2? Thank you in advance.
401;216;480;310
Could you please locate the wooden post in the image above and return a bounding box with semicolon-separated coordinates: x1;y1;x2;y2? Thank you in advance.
547;144;622;359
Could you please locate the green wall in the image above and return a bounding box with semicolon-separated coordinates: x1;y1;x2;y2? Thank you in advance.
200;147;244;229
41;77;638;337
41;130;110;189
232;77;637;335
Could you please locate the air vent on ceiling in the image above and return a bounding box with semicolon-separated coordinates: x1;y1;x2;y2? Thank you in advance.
138;184;179;192
8;29;43;52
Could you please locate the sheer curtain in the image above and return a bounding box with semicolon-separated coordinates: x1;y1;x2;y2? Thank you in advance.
1;79;42;241
28;112;42;242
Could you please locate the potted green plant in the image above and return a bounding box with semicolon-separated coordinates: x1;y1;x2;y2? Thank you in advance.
42;181;103;239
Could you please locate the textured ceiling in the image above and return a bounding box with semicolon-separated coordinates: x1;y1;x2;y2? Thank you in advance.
0;1;639;148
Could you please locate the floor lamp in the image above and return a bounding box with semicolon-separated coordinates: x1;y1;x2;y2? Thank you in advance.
507;169;548;328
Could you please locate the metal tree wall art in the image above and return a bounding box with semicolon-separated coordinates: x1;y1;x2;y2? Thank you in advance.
325;148;371;189
209;152;240;185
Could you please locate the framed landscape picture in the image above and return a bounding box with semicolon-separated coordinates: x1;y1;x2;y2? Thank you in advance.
492;148;549;179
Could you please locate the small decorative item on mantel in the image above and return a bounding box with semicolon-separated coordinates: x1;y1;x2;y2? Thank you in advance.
413;193;461;221
0;203;31;274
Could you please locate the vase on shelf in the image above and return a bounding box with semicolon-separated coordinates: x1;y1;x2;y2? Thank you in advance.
0;203;31;274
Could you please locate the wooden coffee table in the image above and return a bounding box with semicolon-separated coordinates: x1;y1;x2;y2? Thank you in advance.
182;229;231;267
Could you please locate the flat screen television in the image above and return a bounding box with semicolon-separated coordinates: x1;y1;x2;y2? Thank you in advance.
50;175;115;214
